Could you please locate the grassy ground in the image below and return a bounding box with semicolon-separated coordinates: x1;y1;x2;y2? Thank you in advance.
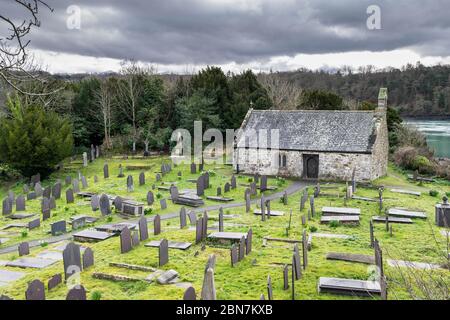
0;157;449;300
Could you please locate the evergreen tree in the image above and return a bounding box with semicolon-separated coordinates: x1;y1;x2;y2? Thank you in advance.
0;96;73;177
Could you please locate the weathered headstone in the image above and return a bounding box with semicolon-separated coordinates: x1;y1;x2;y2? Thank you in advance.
65;188;74;204
293;244;302;280
49;196;56;210
26;280;45;300
27;192;37;200
218;209;224;232
283;191;288;205
82;248;94;269
120;227;132;254
72;216;86;230
190;163;197;174
231;175;237;189
48;274;62;290
183;287;196;300
202;212;208;238
267;275;273;300
156;173;161;182
52;182;62;200
260;175;267;192
23;184;30;194
43;186;51;199
83;152;88;167
180;207;187;229
118;165;124;178
246;229;253;254
99;194;111;215
201;267;216;300
63;242;82;280
35;182;43;197
72;179;80;193
189;211;197;225
139;172;145;186
51;220;66;236
245;189;251;213
197;176;205;196
216;187;222;196
170;185;179;202
41;197;51;220
195;217;203;243
147;191;154;205
138;215;148;241
302;229;308;269
283;265;289;290
66;285;87;300
159;239;169;266
230;244;239;267
310;196;315;217
16;195;26;212
132;230;140;247
154;214;161;235
18;242;30;256
91;195;100;211
65;176;72;185
224;182;230;193
28;218;40;230
127;175;134;192
2;198;12;216
160;199;167;210
239;236;245;261
103;164;109;179
113;196;123;211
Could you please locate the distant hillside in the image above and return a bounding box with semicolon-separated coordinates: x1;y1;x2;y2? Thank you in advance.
274;63;450;117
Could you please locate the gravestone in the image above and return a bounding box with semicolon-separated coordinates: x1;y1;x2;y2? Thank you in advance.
91;195;100;211
147;191;154;205
43;186;51;199
435;197;450;227
302;230;308;269
28;218;40;230
48;274;62;290
260;175;267;192
197;176;204;196
66;189;74;204
201;267;216;300
190;163;197;174
72;216;86;230
103;164;109;179
96;145;100;158
154;215;161;235
51;220;66;236
41;198;51;220
267;275;273;300
114;196;123;211
199;163;204;172
250;182;257;196
72;179;80;193
156;173;161;182
49;196;56;210
120;227;132;254
66;286;87;300
83;152;88;167
302;215;306;226
245;189;251;213
189;211;197;225
195;218;203;243
25;280;45;300
291;259;295;300
127;175;134;192
2;198;12;216
65;176;72;185
218;209;224;232
231;175;237;189
293;244;302;280
82;248;94;269
180;207;187;229
118;165;124;178
159;239;169;266
370;221;375;248
18;242;30;256
310;196;315;217
217;187;222;196
379;188;384;213
202;212;208;238
35;182;43;197
23;184;30;194
139;172;145;186
27;192;37;200
16;195;26;212
283;192;288;205
283;265;289;290
170;185;179;202
246;229;253;254
239;236;245;261
52;182;62;200
160;199;167;210
137;215;148;241
63;242;82;280
230;244;238;267
224;182;230;193
99;194;111;215
81;176;88;189
132;230;140;247
183;287;196;300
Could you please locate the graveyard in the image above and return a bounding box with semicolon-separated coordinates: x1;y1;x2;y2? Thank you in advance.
0;155;449;300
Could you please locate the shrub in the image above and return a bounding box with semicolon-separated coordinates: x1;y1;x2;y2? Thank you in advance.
429;190;439;197
309;226;318;233
21;231;28;238
329;220;340;228
91;291;102;300
0;96;73;177
446;192;450;198
144;208;153;215
156;193;162;199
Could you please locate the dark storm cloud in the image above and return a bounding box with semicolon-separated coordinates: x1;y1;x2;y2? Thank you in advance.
2;0;450;64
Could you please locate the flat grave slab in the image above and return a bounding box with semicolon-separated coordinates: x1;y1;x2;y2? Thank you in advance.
208;232;247;241
76;192;96;198
388;208;427;219
318;277;381;296
312;233;353;240
8;213;36;220
387;259;444;270
70;215;99;224
73;229;114;242
2;223;27;230
372;216;413;224
6;257;58;269
390;189;421;197
321;207;360;216
320;216;360;225
0;238;10;244
36;251;63;261
95;222;137;234
145;241;192;250
253;210;285;216
206;196;234;202
351;196;377;202
326;252;375;264
0;270;26;287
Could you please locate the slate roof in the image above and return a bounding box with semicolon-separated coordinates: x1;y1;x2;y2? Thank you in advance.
236;110;378;153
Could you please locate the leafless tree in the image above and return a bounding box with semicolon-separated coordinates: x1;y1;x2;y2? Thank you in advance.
94;79;115;150
0;0;58;96
257;72;302;110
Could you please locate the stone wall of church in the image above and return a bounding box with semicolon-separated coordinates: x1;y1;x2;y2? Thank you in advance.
234;148;375;181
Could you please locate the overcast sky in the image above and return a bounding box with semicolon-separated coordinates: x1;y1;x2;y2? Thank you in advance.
2;0;450;74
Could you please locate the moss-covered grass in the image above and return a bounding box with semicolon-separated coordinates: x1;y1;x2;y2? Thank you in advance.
0;157;449;300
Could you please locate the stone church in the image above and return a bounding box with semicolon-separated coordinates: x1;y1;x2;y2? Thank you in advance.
233;88;389;182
